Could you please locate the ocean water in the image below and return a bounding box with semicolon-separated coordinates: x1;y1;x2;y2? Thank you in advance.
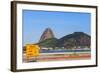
40;49;91;53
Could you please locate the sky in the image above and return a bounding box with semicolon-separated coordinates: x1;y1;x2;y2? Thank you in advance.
22;10;91;46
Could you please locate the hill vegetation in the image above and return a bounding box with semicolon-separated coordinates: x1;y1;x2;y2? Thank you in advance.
37;32;91;49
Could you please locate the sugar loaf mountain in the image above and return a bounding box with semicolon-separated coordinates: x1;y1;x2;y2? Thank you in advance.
36;28;91;50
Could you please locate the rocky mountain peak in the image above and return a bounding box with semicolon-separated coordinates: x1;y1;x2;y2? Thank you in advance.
39;28;55;42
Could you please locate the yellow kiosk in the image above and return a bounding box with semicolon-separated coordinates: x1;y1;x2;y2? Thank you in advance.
26;44;40;61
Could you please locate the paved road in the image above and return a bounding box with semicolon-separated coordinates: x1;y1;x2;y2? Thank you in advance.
23;51;91;62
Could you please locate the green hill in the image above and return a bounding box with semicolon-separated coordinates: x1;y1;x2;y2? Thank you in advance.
38;38;58;48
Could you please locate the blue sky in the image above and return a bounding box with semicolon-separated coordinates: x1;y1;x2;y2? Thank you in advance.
22;10;91;46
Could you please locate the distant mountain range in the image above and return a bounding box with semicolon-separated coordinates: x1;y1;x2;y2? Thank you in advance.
37;29;91;49
57;32;90;49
